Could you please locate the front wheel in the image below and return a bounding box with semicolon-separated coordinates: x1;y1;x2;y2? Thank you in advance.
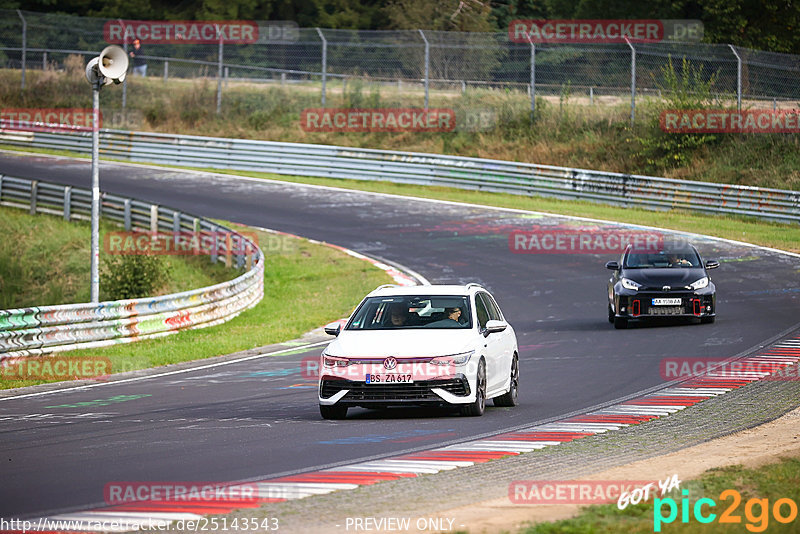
608;303;615;323
461;359;486;416
320;404;348;420
494;354;519;407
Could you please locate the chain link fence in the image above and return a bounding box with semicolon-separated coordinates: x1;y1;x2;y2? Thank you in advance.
2;9;799;122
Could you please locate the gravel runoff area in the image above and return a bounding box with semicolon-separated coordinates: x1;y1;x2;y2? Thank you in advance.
219;335;800;534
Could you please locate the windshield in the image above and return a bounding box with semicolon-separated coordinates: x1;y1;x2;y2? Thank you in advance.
624;249;702;269
346;295;472;330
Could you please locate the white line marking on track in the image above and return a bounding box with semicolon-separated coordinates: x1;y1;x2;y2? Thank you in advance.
0;340;330;402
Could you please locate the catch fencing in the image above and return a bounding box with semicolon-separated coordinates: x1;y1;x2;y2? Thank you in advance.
1;10;800;121
0;174;264;360
0;127;796;224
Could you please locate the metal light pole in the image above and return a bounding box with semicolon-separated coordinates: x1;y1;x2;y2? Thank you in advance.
625;37;636;126
418;29;429;110
85;45;128;302
90;84;101;302
316;28;327;107
729;44;742;111
530;40;536;122
216;27;224;115
17;10;26;90
119;19;128;115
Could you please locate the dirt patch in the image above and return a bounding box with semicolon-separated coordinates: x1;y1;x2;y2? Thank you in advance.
432;405;800;533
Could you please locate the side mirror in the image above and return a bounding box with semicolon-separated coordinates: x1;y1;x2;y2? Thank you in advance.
705;260;719;270
324;322;342;336
605;261;620;270
483;319;507;337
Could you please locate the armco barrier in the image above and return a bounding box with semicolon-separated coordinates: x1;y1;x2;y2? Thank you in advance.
0;175;264;360
1;127;798;223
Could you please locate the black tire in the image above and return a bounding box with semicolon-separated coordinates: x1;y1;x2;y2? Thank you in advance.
320;404;348;420
701;316;716;324
608;303;615;323
493;354;519;407
461;359;486;416
614;316;628;329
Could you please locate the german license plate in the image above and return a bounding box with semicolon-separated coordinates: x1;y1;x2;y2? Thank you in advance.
365;374;413;384
652;298;681;306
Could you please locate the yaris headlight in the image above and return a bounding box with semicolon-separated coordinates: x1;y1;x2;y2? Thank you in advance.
690;277;709;290
620;278;641;291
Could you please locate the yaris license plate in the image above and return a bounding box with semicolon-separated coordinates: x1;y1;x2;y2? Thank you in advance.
365;374;413;384
652;298;681;306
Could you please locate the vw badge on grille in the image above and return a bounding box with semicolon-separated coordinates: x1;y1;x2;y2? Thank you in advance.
383;357;397;370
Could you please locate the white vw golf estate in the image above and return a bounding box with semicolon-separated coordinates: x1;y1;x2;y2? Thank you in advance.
318;284;520;419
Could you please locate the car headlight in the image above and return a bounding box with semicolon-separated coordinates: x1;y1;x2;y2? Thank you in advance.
322;354;351;367
690;277;709;290
430;351;474;366
620;278;641;291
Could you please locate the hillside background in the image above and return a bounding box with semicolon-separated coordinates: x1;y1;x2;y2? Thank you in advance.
1;0;798;54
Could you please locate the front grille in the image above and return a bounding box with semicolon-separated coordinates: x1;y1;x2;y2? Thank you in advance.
640;285;692;291
347;357;435;365
320;378;469;402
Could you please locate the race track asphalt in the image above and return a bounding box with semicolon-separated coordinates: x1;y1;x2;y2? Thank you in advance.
1;152;799;518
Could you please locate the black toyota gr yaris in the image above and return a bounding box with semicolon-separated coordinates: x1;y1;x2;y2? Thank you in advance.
606;244;718;329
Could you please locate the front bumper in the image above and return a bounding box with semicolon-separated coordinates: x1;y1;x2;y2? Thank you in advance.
613;290;716;321
318;374;475;407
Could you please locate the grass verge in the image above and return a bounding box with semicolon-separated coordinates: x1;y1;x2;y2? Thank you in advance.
1;225;392;390
520;455;800;533
0;207;232;309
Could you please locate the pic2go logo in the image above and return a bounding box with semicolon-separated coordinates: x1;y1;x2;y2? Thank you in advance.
654;489;798;532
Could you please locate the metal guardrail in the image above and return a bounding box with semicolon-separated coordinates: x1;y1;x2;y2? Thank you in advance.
0;174;264;359
1;127;798;223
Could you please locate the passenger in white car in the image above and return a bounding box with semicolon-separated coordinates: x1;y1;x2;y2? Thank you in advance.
425;307;464;328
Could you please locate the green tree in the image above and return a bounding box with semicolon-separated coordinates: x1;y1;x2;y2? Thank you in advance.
8;0;800;54
101;253;170;301
384;0;494;31
700;0;800;53
491;0;551;32
307;0;382;29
